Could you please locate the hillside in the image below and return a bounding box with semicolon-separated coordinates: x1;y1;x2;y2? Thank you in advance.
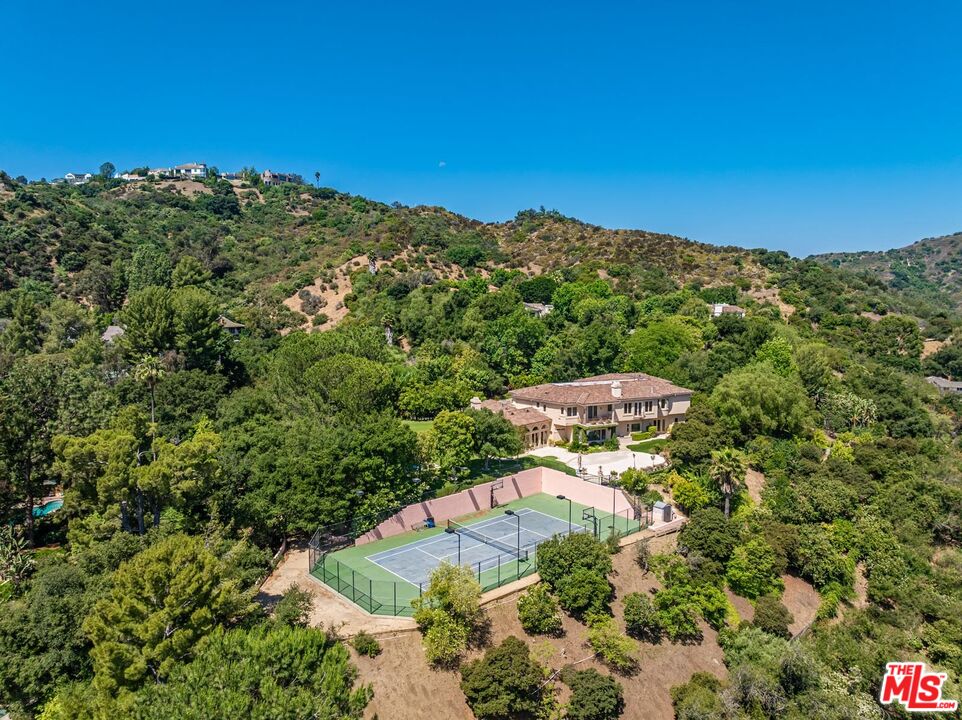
2;172;953;337
3;169;962;720
813;232;962;313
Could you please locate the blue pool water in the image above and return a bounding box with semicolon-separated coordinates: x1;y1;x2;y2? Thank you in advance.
32;499;63;518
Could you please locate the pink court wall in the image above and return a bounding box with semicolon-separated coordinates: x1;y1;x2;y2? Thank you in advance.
355;467;632;545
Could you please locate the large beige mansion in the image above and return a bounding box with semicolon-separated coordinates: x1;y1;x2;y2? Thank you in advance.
471;372;692;449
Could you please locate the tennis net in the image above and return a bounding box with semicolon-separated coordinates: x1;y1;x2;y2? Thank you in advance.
448;520;530;561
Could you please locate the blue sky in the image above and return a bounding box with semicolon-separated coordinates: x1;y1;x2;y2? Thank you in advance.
3;1;962;255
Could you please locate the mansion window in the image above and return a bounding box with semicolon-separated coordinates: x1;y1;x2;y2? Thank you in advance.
644;401;653;413
565;407;577;417
587;405;598;420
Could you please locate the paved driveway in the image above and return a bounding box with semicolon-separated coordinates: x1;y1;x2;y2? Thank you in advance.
526;445;667;476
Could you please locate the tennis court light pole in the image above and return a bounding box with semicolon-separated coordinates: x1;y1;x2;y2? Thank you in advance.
504;509;521;559
444;526;461;565
556;495;572;533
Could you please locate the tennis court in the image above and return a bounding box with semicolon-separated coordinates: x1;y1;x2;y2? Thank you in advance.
368;508;578;585
311;490;646;615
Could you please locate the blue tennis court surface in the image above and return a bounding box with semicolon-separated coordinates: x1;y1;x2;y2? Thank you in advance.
367;508;579;585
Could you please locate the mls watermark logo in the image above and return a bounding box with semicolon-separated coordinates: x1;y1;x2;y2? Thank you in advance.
879;662;958;712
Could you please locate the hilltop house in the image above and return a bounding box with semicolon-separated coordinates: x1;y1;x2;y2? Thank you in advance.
711;303;746;318
172;163;207;180
472;372;692;448
62;172;93;185
261;170;301;186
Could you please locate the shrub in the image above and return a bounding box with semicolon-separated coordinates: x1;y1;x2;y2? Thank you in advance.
350;630;382;657
752;596;794;639
634;539;651;573
654;586;702;642
517;584;563;636
622;592;662;643
421;609;469;666
460;636;544;718
586;616;638;674
605;532;621;555
413;563;484;666
562;667;625;720
670;672;724;718
555;567;613;618
537;533;612;589
273;584;314;628
671;476;712;514
726;539;782;600
678;507;740;564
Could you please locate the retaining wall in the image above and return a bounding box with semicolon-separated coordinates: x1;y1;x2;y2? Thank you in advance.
356;467;634;545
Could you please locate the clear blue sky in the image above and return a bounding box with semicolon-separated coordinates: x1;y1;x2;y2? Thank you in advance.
4;1;962;255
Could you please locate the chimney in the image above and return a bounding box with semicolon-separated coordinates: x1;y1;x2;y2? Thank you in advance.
611;380;622;399
470;396;482;410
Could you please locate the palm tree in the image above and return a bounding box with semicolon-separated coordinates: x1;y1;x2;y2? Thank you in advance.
133;354;164;428
709;447;747;519
314;171;320;187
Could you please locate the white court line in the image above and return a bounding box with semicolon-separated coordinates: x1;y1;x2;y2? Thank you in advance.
362;557;418;586
416;546;447;561
366;507;568;563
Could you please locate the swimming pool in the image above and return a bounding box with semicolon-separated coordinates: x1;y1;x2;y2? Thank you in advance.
32;499;63;518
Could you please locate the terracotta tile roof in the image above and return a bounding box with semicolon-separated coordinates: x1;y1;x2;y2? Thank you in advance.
478;399;550;426
510;373;692;406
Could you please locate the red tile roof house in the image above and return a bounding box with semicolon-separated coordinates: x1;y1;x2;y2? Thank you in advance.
473;373;693;447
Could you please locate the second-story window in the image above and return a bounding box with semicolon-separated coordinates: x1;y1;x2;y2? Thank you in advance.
644;401;653;413
623;403;632;414
587;405;598;419
566;407;577;417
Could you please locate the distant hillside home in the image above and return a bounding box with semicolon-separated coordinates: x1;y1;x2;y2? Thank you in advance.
117;172;145;181
472;372;692;447
219;172;241;181
217;315;244;337
261;170;302;186
926;376;962;395
172;163;207;180
62;172;93;185
712;303;746;318
523;302;553;318
100;325;125;343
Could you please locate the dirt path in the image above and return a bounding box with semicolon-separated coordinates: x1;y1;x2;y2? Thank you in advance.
256;547;416;635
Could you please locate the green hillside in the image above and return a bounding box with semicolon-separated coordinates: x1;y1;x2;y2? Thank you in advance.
1;169;962;720
814;232;962;313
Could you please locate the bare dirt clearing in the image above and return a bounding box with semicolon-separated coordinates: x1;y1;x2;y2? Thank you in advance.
744;469;766;504
355;532;727;720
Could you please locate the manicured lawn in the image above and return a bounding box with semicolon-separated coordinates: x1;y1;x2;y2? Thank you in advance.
627;438;668;454
401;419;434;435
464;455;576;482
